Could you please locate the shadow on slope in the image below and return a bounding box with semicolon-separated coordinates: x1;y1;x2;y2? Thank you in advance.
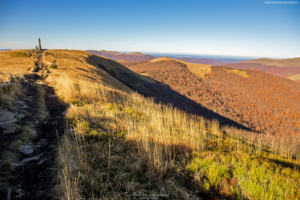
86;54;254;132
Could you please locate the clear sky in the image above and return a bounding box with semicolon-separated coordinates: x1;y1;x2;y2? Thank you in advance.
0;0;299;58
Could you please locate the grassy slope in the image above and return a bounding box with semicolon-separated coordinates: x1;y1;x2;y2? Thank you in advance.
0;50;33;76
46;51;300;200
43;50;134;93
2;50;300;199
150;57;212;78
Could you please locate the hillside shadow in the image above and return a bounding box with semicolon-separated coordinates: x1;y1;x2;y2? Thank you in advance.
86;54;255;132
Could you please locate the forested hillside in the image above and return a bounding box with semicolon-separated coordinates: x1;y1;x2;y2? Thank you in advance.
122;59;300;140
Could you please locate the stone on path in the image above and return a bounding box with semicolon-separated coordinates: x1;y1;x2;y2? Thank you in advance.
20;154;42;163
18;145;34;155
0;119;17;127
17;113;25;119
0;111;15;122
19;105;28;109
12;105;19;110
15;188;25;198
3;127;16;134
7;188;11;200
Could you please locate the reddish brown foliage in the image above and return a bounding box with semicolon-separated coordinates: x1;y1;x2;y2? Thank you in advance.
124;60;300;137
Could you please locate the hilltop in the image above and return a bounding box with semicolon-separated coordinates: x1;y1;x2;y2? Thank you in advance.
224;57;300;80
1;50;300;199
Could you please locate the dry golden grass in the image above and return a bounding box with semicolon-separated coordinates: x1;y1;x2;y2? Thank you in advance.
44;50;156;87
287;73;300;81
43;50;135;93
54;75;213;199
150;57;212;77
0;72;11;84
139;72;149;76
0;50;34;76
53;73;300;199
225;68;250;78
0;78;23;109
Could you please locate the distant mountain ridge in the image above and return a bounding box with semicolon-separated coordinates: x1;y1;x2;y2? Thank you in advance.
87;50;156;62
175;57;230;65
224;57;300;80
240;57;300;68
87;50;233;65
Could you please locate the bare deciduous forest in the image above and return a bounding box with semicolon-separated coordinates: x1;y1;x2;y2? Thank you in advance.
123;60;300;137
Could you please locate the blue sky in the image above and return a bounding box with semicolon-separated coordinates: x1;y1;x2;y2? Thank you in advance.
0;0;299;58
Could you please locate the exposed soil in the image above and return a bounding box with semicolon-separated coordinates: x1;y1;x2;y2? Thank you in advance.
0;52;66;199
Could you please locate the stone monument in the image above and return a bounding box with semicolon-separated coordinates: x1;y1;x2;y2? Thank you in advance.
38;38;41;50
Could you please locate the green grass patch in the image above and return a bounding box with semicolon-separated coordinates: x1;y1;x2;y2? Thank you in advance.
49;63;57;69
187;152;300;199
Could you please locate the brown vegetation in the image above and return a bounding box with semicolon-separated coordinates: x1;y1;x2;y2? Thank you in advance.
123;59;300;154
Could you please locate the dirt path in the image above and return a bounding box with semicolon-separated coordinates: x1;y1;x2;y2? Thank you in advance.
4;52;66;200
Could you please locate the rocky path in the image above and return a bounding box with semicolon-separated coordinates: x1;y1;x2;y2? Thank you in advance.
0;81;38;160
0;52;66;200
8;85;66;200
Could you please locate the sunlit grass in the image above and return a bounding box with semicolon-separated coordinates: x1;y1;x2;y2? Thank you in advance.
52;73;300;199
